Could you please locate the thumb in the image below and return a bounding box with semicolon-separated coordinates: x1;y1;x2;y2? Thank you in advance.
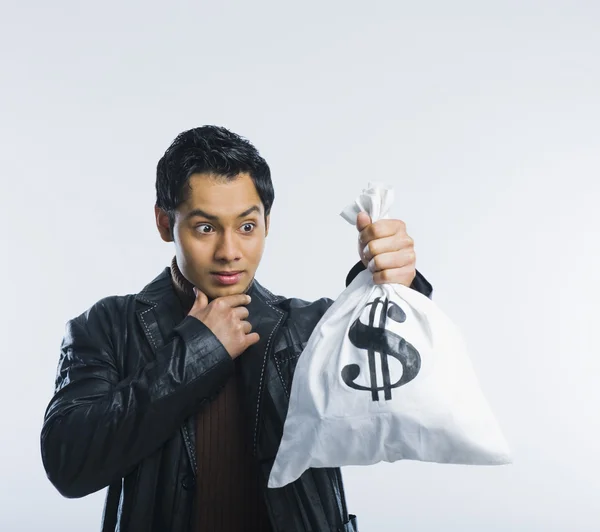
356;211;371;232
193;286;208;308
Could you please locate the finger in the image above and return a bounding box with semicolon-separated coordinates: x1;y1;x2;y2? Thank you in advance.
361;235;415;266
245;332;260;346
356;211;371;232
234;306;250;320
359;219;404;246
221;293;252;307
372;265;415;286
193;287;208;308
363;234;414;262
369;249;415;273
240;320;252;334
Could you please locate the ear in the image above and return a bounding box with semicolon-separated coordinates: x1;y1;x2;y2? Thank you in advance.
265;213;270;237
155;205;174;242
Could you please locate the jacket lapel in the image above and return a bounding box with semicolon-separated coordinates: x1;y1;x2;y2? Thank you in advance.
132;267;288;473
235;280;288;458
134;267;198;473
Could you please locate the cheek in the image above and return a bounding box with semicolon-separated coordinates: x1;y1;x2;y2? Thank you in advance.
177;233;210;264
246;237;265;259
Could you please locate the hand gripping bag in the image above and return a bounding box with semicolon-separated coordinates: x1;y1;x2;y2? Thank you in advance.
268;182;511;489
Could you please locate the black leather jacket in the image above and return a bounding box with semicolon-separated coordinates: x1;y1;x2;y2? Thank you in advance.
41;261;432;531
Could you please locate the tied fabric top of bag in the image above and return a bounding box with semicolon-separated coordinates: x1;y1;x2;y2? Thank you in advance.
268;182;511;490
338;180;395;226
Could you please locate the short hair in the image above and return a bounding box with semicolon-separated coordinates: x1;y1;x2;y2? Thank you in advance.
156;125;274;232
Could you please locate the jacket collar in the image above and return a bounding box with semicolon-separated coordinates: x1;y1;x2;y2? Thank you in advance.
134;266;289;460
134;266;284;310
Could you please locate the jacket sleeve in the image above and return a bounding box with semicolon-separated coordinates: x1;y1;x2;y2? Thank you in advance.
345;260;433;298
40;302;234;499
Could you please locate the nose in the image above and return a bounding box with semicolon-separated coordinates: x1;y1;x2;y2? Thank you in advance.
214;230;242;263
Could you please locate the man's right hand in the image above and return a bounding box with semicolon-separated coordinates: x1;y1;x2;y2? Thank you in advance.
189;288;260;359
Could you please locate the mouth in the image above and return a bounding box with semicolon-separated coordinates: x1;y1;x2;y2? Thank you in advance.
211;271;245;285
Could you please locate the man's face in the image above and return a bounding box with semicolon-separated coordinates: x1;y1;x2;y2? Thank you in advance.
155;172;270;301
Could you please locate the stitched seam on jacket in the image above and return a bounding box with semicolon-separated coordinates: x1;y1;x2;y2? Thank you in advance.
138;304;159;351
276;351;301;362
181;423;196;473
261;286;279;300
272;348;288;398
253;300;285;456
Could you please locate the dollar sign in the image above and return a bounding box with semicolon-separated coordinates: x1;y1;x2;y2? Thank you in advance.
341;296;421;401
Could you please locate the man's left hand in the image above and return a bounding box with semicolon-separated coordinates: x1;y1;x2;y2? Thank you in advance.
356;211;417;287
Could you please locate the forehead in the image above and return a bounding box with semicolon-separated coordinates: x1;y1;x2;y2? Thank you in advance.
182;172;263;216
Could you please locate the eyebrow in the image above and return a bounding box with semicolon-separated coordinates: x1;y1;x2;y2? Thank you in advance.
185;205;261;221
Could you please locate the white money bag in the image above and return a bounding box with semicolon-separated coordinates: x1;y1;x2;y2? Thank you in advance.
267;182;511;489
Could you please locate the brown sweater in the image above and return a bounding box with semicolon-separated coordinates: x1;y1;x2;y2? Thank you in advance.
169;256;272;532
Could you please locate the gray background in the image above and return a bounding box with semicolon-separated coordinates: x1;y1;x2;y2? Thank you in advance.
1;1;599;530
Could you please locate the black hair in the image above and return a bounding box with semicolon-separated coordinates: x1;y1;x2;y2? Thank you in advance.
155;125;274;234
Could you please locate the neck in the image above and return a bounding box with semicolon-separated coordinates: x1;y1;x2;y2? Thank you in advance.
170;256;198;314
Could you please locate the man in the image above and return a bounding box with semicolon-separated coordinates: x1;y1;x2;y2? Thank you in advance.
41;125;433;531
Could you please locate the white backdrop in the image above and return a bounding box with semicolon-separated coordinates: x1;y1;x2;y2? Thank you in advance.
1;1;599;531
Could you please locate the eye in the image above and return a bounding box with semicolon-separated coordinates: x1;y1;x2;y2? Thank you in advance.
195;223;255;234
196;224;213;233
